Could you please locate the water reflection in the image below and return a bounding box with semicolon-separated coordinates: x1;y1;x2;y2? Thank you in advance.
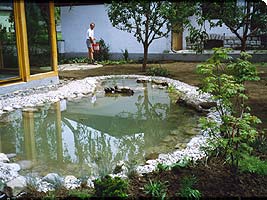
0;80;200;177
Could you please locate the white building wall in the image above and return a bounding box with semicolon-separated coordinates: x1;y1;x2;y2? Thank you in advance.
60;5;171;54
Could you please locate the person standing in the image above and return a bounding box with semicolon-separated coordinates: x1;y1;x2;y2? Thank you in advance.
86;22;97;64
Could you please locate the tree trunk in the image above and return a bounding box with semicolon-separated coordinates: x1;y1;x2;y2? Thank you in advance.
241;38;247;52
142;44;149;72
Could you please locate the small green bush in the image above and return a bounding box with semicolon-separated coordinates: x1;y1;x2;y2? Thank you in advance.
177;175;201;199
122;48;129;61
144;179;168;199
146;66;170;77
239;155;267;175
93;175;128;198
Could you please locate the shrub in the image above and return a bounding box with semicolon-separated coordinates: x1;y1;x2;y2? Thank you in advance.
146;66;170;77
94;38;110;61
144;179;168;200
239;155;267;175
197;47;261;171
93;175;128;198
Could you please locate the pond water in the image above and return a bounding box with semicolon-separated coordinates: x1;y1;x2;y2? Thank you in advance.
0;79;201;178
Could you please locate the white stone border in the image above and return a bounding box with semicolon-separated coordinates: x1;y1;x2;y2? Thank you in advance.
0;75;220;193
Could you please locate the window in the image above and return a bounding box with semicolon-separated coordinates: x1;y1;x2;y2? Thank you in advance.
25;0;53;75
0;0;20;82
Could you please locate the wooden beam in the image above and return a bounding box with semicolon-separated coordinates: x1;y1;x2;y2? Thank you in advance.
49;1;58;73
14;0;30;82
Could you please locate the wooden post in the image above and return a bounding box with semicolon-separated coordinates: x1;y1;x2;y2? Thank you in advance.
23;111;37;162
55;101;63;163
49;1;58;72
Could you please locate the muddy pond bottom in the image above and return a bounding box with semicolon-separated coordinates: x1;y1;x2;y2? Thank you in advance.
0;78;201;177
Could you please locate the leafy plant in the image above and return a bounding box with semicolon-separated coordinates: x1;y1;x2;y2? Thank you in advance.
94;38;110;61
171;156;194;169
177;175;201;199
93;175;128;198
197;47;261;171
156;163;171;172
146;66;170;77
167;84;176;93
144;179;168;200
239;155;267;175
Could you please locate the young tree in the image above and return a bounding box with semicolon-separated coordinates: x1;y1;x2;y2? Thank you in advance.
106;1;194;71
107;1;169;71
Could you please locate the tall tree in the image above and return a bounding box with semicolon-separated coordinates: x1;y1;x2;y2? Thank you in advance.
190;0;267;52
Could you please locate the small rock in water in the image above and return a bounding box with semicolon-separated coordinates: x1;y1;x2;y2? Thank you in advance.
22;108;38;112
3;106;14;112
6;153;16;159
136;79;149;83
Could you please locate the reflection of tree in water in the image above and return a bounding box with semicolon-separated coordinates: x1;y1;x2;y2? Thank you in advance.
62;117;145;176
116;82;172;147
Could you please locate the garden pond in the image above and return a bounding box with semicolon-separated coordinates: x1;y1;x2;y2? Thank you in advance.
0;78;201;178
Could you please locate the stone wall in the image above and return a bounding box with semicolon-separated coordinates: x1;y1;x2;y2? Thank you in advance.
224;36;262;49
186;34;264;50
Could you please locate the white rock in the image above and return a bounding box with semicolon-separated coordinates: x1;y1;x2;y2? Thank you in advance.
0;163;20;182
64;175;80;189
0;153;10;163
3;106;14;112
87;178;95;188
42;173;62;183
6;175;26;189
12;104;22;109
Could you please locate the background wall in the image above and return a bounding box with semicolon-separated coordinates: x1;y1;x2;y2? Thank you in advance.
60;5;172;54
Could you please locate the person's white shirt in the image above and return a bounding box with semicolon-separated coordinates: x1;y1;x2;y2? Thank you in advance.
86;28;94;40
